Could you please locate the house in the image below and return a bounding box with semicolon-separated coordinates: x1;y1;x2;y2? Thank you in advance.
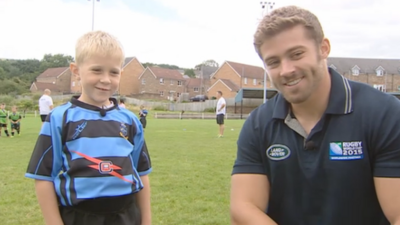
31;67;71;94
208;61;270;98
327;57;400;92
70;57;145;95
184;78;209;98
138;67;186;100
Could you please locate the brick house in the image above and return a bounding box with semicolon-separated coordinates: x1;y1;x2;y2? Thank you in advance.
207;61;271;98
138;67;186;100
70;57;144;95
31;67;71;94
185;78;211;98
327;57;400;92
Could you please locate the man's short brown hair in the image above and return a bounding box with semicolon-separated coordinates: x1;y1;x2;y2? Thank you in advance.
254;5;324;58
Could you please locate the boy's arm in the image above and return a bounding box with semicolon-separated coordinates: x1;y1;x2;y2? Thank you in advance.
136;175;151;225
26;113;63;225
132;120;152;225
35;180;64;225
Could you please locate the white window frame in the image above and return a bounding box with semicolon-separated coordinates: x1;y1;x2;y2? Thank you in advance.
160;78;164;84
194;87;199;92
253;79;257;85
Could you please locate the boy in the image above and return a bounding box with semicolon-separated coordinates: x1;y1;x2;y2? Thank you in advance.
8;105;21;137
139;105;148;129
0;103;10;138
25;31;152;225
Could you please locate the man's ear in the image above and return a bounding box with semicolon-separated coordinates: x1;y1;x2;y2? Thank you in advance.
320;38;331;59
70;63;80;81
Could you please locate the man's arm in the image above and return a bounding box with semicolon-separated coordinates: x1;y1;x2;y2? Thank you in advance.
374;178;400;225
231;174;276;225
137;175;151;225
35;180;64;225
230;109;276;225
371;96;400;225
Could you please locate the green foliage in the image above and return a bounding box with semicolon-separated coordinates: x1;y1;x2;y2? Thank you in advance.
153;105;168;111
184;68;196;77
195;59;219;70
0;54;74;94
204;107;216;112
0;95;15;107
142;62;180;70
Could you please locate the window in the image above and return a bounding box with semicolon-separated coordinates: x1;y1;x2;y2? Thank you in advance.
72;81;75;87
160;91;164;96
142;79;146;84
376;67;384;76
160;78;164;84
253;79;257;85
194;87;199;92
177;92;181;97
170;79;174;85
178;81;182;86
244;78;247;84
373;84;386;92
352;68;359;76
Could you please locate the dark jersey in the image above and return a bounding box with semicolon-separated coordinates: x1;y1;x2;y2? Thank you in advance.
26;97;152;207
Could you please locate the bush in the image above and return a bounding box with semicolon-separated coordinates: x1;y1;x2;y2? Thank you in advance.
204;107;216;113
0;95;16;108
153;105;168;111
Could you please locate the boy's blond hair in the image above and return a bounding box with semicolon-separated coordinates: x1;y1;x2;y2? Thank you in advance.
254;5;324;58
75;30;125;67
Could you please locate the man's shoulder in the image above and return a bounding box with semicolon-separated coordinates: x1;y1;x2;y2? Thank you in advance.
350;80;399;109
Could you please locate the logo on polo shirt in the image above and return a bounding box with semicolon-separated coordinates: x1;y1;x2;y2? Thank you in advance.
329;141;364;160
266;144;291;161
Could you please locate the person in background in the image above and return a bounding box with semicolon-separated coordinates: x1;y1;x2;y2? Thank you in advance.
8;105;21;137
38;89;53;124
119;99;126;108
216;91;226;138
139;105;148;129
0;103;10;138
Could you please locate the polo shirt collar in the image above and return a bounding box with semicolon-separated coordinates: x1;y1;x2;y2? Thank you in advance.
272;67;354;119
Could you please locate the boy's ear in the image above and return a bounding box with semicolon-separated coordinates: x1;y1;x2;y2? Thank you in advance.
121;69;124;76
70;63;80;81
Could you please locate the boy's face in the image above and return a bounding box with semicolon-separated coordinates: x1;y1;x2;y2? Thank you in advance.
0;104;4;110
12;107;16;112
71;54;123;107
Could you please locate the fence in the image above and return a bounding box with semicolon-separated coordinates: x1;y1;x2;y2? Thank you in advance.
153;112;249;120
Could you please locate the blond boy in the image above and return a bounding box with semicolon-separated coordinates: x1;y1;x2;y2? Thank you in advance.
26;31;152;225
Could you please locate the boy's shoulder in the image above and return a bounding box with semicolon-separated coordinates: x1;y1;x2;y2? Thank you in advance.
49;102;73;118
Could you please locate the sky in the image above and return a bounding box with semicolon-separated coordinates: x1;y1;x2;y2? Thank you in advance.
0;0;399;69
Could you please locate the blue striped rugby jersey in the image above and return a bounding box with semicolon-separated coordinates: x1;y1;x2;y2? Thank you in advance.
25;96;152;207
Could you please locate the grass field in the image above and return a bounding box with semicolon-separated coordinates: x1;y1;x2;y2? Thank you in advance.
0;115;244;224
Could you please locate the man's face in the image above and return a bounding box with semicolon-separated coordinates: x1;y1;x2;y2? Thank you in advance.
216;92;221;98
259;25;329;104
71;54;123;107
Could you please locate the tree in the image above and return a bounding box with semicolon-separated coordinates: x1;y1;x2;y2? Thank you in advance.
195;59;219;70
184;69;196;77
39;54;74;71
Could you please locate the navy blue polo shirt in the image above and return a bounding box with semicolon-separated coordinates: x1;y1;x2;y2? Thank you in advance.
232;68;400;225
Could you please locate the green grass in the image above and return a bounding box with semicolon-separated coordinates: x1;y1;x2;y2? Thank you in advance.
0;115;244;224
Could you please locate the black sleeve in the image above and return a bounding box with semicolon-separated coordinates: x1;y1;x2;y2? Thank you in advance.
372;96;400;177
232;111;267;175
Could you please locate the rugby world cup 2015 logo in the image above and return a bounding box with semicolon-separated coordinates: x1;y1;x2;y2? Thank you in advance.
329;141;364;160
266;144;291;161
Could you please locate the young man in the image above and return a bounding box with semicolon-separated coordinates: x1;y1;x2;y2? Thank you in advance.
8;105;21;137
0;103;10;138
216;91;226;137
25;31;152;225
38;89;53;124
230;5;400;225
139;105;148;129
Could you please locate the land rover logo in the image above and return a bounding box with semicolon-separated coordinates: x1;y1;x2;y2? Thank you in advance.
266;144;291;161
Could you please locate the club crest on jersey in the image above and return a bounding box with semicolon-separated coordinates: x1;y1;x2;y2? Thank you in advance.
329;141;364;160
266;144;291;161
99;161;114;174
120;123;128;139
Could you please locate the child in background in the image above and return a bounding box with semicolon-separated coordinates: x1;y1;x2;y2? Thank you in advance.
139;105;148;129
0;103;10;138
25;31;152;225
8;105;21;137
